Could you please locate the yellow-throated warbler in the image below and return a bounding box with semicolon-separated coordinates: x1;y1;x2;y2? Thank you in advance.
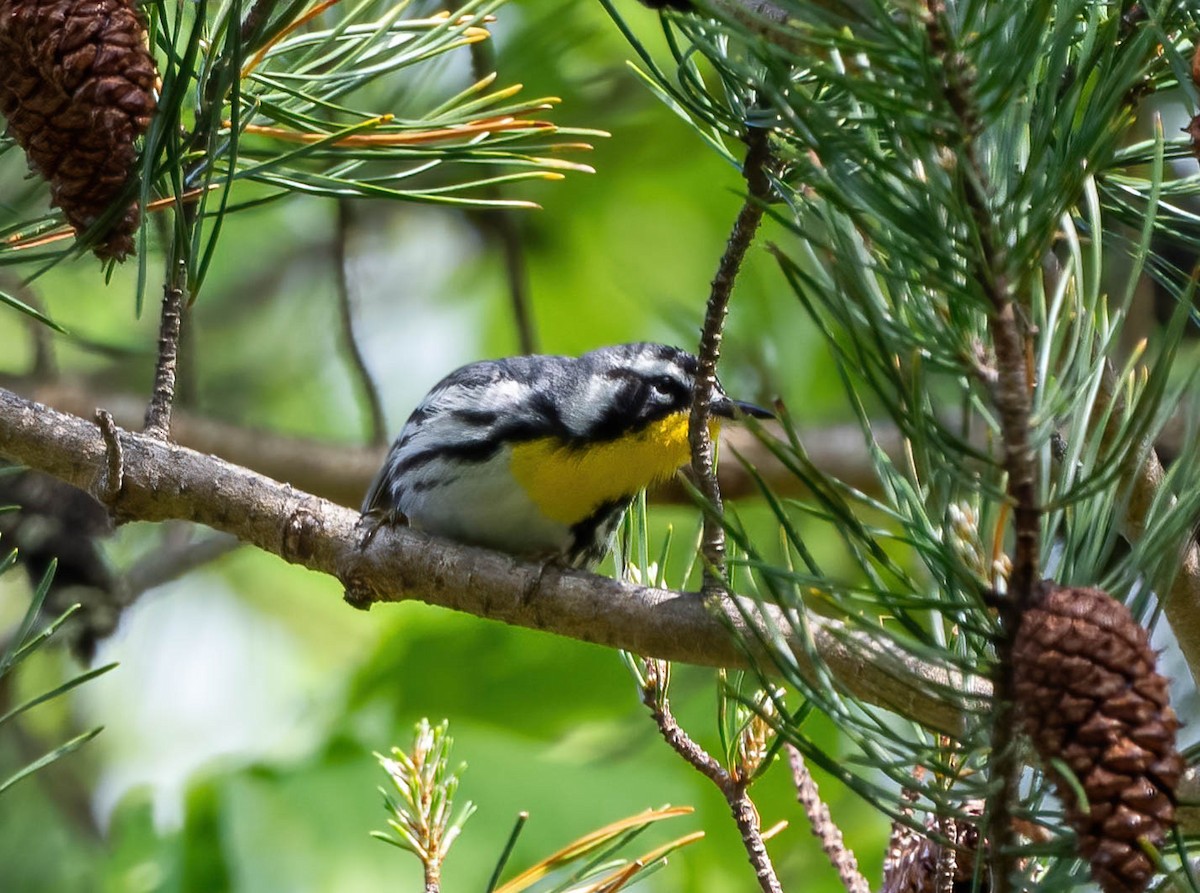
362;342;771;569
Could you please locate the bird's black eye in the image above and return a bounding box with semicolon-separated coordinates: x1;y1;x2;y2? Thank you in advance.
650;375;677;397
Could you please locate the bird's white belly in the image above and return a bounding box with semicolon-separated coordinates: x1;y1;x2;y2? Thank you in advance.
397;446;571;557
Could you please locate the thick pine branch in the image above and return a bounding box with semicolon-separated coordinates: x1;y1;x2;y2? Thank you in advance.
0;384;981;735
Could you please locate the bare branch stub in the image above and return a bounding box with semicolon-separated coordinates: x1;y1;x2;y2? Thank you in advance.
94;408;124;510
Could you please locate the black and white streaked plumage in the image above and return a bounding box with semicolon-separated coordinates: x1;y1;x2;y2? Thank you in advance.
362;342;771;568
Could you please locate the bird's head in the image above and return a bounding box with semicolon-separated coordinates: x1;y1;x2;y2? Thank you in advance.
562;342;772;442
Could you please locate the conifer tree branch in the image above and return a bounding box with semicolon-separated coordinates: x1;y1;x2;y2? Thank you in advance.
923;6;1040;891
0;384;984;735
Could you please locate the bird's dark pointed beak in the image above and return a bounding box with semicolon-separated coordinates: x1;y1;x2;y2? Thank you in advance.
712;396;774;420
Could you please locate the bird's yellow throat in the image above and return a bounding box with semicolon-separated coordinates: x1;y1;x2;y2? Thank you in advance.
509;411;718;525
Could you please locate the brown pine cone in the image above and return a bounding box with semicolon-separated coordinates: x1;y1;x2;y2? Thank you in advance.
882;798;987;893
0;0;157;260
1012;583;1183;893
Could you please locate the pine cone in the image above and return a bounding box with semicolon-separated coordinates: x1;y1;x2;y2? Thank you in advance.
0;0;157;260
882;799;987;893
1013;583;1183;893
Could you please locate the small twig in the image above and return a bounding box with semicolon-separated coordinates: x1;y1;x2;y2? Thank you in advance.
785;744;869;893
728;794;781;893
176;298;198;408
333;201;389;446
640;661;783;893
468;39;538;355
689;127;774;596
146;2;253;440
94;409;124;508
641;662;726;784
143;261;186;440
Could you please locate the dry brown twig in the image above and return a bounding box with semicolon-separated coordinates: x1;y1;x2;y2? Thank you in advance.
786;744;869;893
94;409;124;505
638;660;782;893
688;126;774;596
674;122;785;893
